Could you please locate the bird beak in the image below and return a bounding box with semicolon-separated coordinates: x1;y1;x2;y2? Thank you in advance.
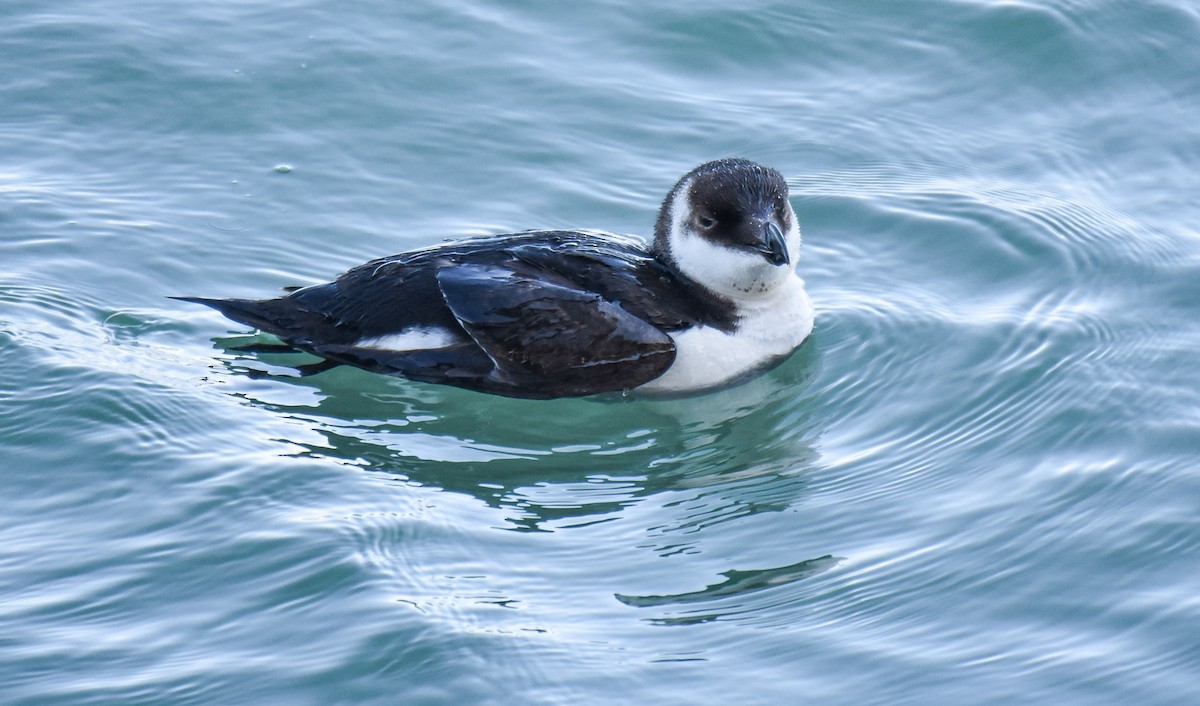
758;221;790;266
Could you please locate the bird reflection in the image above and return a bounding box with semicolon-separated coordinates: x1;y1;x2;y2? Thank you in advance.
615;554;842;625
208;333;824;541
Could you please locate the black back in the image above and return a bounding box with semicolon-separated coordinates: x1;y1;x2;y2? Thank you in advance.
178;231;739;398
273;230;736;345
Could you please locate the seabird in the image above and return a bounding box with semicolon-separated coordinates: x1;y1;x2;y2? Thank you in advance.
175;158;814;399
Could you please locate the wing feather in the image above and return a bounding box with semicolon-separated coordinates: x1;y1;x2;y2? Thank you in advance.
435;264;675;396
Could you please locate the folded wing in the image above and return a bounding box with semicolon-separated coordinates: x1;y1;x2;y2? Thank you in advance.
432;264;676;397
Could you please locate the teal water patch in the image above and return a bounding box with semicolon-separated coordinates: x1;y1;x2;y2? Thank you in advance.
2;1;1199;704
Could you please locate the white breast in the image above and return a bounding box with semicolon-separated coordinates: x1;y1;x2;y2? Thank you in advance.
637;274;814;394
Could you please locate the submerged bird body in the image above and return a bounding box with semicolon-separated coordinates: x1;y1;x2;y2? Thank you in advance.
178;159;814;399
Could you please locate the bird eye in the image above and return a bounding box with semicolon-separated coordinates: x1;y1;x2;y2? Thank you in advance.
695;215;716;230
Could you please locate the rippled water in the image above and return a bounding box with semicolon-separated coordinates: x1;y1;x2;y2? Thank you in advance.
3;1;1199;704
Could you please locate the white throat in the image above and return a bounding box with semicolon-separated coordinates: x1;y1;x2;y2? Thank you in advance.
665;184;803;301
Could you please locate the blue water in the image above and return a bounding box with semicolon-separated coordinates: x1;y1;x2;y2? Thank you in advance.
3;1;1199;704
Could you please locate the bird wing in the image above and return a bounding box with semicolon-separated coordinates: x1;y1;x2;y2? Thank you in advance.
431;263;676;397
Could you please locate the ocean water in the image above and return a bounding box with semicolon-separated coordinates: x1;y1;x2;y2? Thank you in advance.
3;0;1199;704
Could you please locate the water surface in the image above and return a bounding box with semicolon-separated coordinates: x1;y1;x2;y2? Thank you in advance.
3;1;1199;704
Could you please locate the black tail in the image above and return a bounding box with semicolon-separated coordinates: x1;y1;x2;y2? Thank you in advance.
170;296;291;335
173;296;346;377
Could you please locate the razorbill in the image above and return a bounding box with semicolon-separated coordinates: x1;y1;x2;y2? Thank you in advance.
175;158;814;399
